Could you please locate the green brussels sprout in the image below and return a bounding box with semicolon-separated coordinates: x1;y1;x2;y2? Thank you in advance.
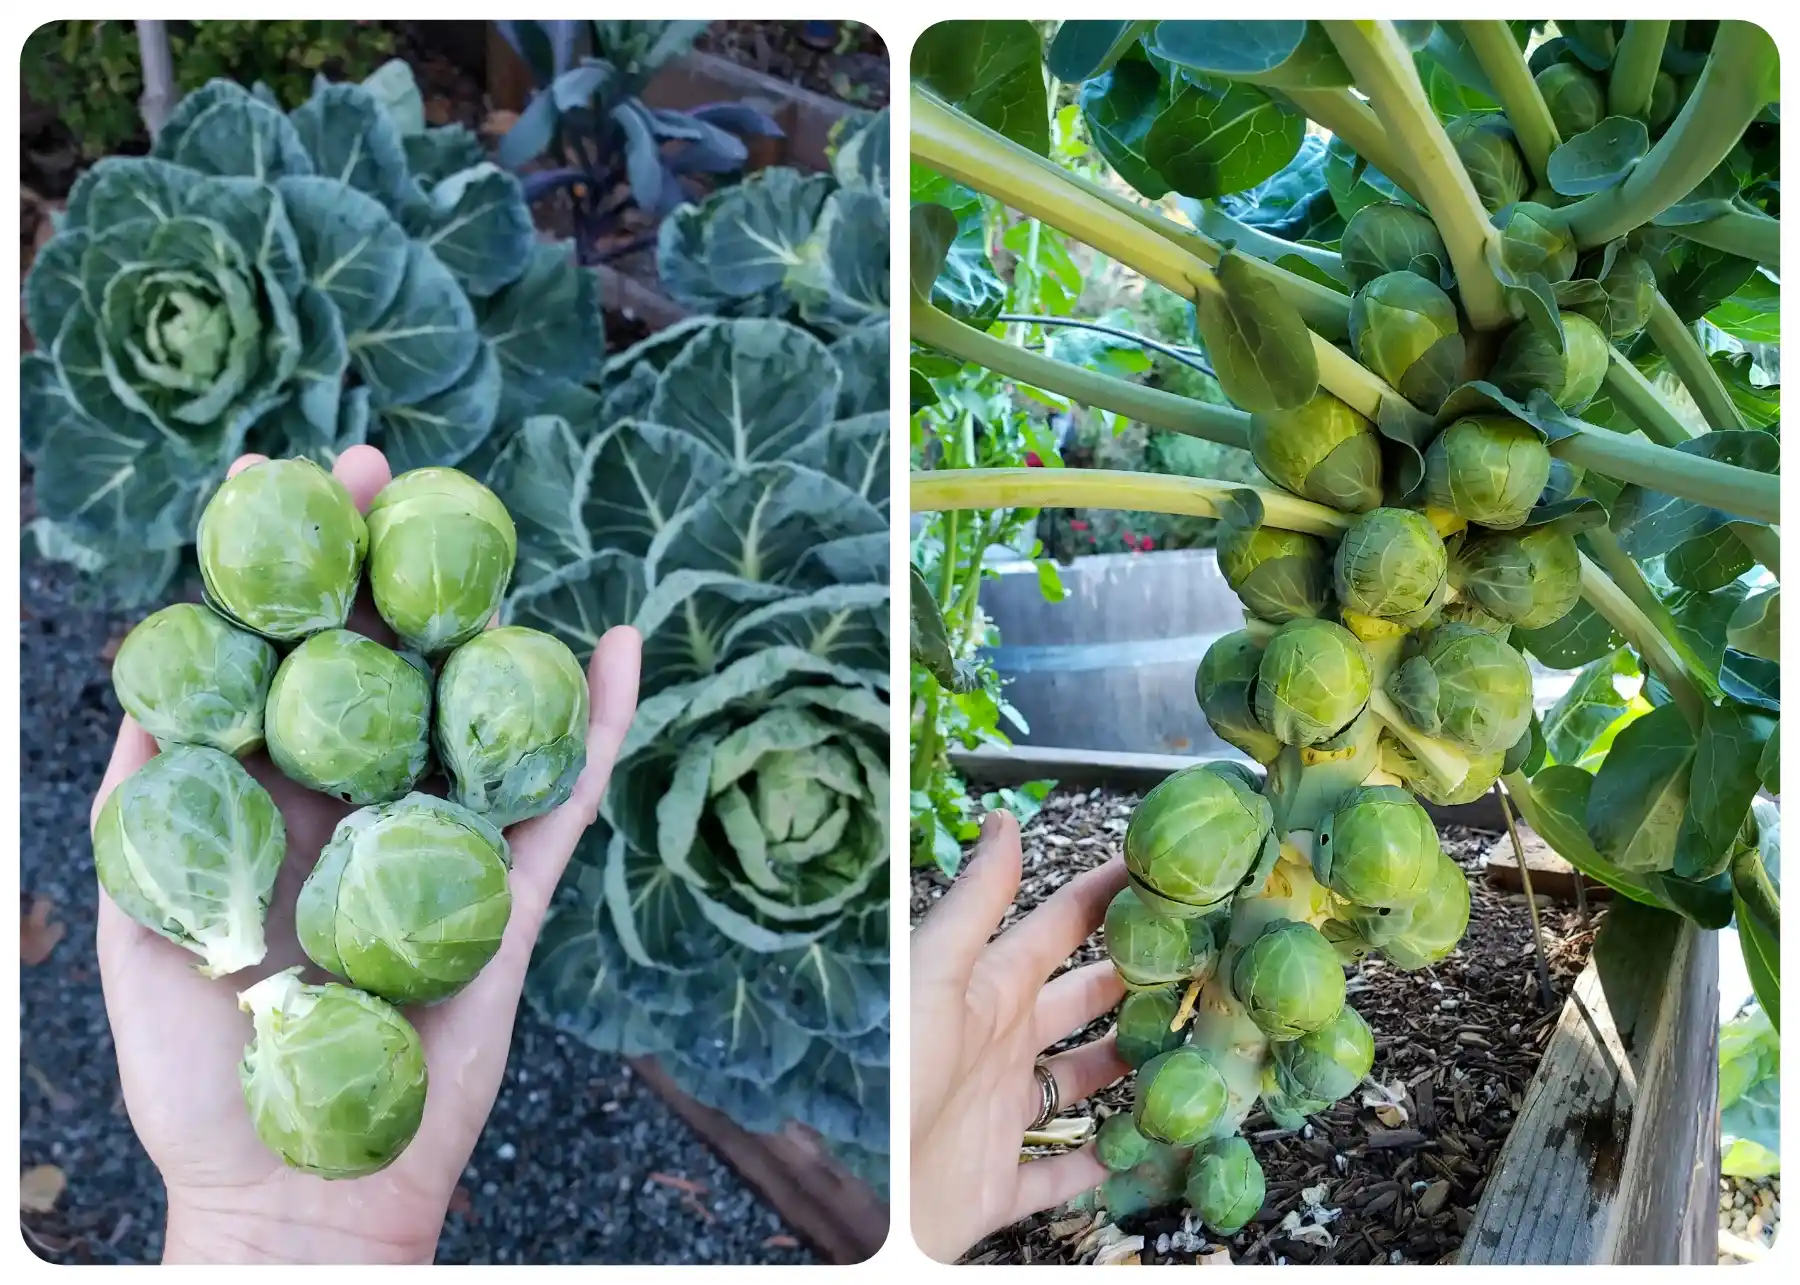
1381;736;1506;806
1315;785;1440;908
435;626;590;826
297;793;512;1004
1387;623;1534;754
1249;393;1384;514
264;630;432;805
1455;525;1583;629
1535;63;1606;137
1270;1003;1375;1105
1258;1064;1324;1130
1489;311;1610;410
1125;764;1275;917
1230;919;1347;1040
1185;1135;1266;1235
1494;201;1579;284
1134;1046;1230;1145
1333;508;1449;629
1648;70;1679;129
1346;850;1471;969
1096;1112;1155;1173
1217;524;1331;623
197;457;367;641
110;603;277;756
1105;886;1219;990
1445;115;1530;212
1116;986;1188;1068
238;968;427;1178
1254;618;1374;747
1195;631;1282;763
1422;416;1552;531
1338;202;1450;291
92;745;286;978
1582;248;1657;339
366;467;518;654
1348;271;1463;409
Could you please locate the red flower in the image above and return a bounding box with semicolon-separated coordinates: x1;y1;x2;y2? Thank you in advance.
1025;451;1044;467
1139;538;1156;551
1069;519;1089;531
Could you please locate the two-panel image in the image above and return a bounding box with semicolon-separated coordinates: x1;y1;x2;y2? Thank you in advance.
16;15;1780;1269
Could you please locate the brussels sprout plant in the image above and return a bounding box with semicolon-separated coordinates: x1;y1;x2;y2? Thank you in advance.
912;16;1780;1240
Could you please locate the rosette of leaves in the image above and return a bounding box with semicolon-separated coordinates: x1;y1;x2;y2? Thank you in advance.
21;62;601;604
497;314;892;1189
656;108;890;336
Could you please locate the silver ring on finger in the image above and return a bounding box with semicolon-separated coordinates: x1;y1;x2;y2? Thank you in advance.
1028;1059;1060;1131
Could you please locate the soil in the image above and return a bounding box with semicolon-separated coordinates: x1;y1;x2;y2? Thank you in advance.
910;784;1604;1266
696;21;889;110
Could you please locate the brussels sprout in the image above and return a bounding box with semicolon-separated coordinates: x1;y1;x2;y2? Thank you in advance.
1116;986;1188;1068
1348;271;1463;409
1105;886;1219;990
1134;1046;1230;1145
1387;623;1534;754
1494;202;1578;284
1230;919;1346;1040
1422;416;1552;531
1381;737;1506;806
92;745;286;977
366;467;518;654
1315;785;1440;908
1185;1135;1266;1235
1489;311;1610;410
1258;1065;1324;1131
1338;201;1450;291
238;968;427;1178
1648;70;1679;129
1217;525;1331;623
1125;764;1275;917
1096;1112;1155;1173
1270;1003;1375;1105
264;630;432;805
1535;63;1606;137
1455;525;1583;629
1254;618;1374;747
1249;393;1384;514
110;603;277;756
1445;116;1529;212
197;458;367;641
1582;248;1657;339
435;626;590;826
1333;508;1449;629
297;793;512;1004
1195;631;1282;763
1346;850;1471;969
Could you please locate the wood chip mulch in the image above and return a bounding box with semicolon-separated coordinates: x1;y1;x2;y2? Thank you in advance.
911;784;1603;1266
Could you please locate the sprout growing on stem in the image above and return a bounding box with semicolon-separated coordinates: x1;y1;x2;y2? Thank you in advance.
1249;392;1384;514
1134;1045;1230;1145
1216;524;1332;623
1387;623;1535;754
1230;919;1347;1040
1185;1135;1266;1235
1125;764;1275;917
1423;415;1553;532
1314;785;1441;908
1254;618;1374;747
1333;508;1449;632
1454;525;1583;630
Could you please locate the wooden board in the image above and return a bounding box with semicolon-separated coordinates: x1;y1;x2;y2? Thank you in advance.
1458;897;1719;1263
629;1058;889;1265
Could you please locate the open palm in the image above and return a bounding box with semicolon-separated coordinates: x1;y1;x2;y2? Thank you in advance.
91;446;642;1263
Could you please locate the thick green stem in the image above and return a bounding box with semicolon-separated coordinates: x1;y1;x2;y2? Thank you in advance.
1643;296;1743;433
1561;21;1779;247
910;468;1352;539
913;298;1253;449
1278;86;1425;205
1549;425;1780;525
1577;546;1711;725
1368;689;1472;793
1322;21;1512;329
1672;208;1781;272
1603;348;1699;446
1458;21;1561;185
1191;202;1347;285
1609;21;1672;120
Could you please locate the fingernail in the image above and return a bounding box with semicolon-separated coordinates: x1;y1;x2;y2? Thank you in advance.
980;810;1002;841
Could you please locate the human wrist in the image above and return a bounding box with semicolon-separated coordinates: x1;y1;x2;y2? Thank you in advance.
163;1194;436;1264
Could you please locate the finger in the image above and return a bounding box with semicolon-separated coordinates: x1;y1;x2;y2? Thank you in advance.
502;625;643;932
90;716;159;833
331;444;392;511
1040;1033;1131;1111
1033;960;1127;1050
1006;1145;1108;1228
225;452;269;478
989;856;1127;985
911;809;1023;985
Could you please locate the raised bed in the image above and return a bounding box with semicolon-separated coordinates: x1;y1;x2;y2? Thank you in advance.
936;747;1716;1265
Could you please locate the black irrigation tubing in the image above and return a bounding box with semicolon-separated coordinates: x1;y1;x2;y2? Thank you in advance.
994;313;1219;379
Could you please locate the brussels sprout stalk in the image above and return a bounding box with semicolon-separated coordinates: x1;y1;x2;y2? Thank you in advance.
1609;21;1673;120
1455;21;1561;184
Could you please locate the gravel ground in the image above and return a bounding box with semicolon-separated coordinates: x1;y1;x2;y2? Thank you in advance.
1717;1174;1781;1264
911;784;1602;1266
18;558;812;1265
